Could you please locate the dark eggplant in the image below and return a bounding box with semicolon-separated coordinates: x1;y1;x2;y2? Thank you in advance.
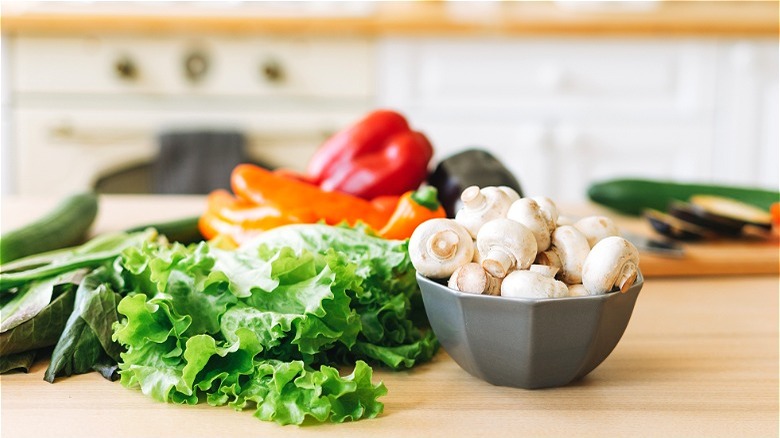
428;149;523;217
667;200;745;237
644;208;717;241
689;195;773;230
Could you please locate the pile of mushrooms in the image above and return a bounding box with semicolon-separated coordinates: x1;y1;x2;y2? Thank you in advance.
409;186;640;298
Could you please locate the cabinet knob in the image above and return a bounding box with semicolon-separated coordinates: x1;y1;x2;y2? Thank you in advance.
184;51;210;82
261;59;284;83
114;56;138;80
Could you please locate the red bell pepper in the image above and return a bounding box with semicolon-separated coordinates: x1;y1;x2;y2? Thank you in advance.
304;110;434;199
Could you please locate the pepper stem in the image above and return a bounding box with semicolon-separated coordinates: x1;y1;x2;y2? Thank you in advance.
411;186;441;211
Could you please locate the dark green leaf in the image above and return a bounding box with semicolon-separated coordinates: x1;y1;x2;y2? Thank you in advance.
0;286;76;356
44;267;124;382
0;350;38;373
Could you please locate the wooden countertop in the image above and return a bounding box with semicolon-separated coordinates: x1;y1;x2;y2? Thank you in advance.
1;1;777;37
1;196;779;437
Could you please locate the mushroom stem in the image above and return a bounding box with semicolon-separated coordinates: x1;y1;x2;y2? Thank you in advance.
428;230;459;260
455;186;513;238
535;250;562;270
448;263;502;295
616;262;638;292
461;186;486;210
529;264;559;278
483;248;515;279
409;218;475;279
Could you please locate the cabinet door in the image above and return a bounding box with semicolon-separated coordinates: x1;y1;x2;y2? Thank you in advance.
712;41;779;188
415;120;712;203
12;108;359;195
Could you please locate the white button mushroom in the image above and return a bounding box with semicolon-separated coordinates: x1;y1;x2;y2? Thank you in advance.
556;215;576;227
574;216;620;248
531;196;559;231
476;218;538;279
507;198;553;252
529;264;559;278
448;262;502;295
582;236;640;295
535;225;590;284
567;284;589;297
501;270;568;299
498;186;521;203
455;186;513;238
409;218;475;279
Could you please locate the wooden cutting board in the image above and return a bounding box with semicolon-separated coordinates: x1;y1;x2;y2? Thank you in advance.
637;238;779;277
607;211;779;278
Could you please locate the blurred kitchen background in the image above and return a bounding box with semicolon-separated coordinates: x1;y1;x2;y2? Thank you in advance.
1;0;777;202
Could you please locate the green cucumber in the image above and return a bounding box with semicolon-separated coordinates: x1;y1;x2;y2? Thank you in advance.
588;179;779;216
125;215;203;244
0;192;99;264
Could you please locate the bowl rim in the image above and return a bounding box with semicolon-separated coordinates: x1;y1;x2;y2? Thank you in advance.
416;271;644;305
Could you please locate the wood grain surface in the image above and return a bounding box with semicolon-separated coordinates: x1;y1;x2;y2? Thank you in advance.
2;275;777;437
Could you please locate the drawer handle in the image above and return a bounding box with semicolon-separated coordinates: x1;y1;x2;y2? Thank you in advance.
114;56;138;80
261;59;284;83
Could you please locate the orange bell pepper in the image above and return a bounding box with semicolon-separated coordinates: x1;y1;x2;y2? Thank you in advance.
198;189;304;243
200;164;446;244
378;187;446;240
231;164;393;230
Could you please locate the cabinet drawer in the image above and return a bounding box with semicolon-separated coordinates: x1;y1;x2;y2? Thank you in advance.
12;36;373;99
380;38;716;117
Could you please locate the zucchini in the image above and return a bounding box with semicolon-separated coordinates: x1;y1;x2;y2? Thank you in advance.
587;179;780;216
125;215;203;244
0;192;99;264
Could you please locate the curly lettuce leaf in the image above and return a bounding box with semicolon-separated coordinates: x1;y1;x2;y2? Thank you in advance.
113;224;436;424
243;224;438;369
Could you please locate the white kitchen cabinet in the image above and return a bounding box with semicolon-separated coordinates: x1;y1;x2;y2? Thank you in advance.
5;35;373;195
712;41;779;189
378;37;777;202
3;33;777;199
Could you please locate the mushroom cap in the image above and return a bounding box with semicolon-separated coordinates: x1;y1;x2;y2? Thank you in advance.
556;215;576;227
531;196;559;231
501;270;568;299
549;225;591;284
455;186;513;238
498;186;521;203
507;198;552;251
477;218;538;278
582;236;640;295
574;216;620;248
409;218;475;279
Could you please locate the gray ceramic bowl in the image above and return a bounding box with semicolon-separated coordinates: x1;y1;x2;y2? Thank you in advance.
417;273;643;389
